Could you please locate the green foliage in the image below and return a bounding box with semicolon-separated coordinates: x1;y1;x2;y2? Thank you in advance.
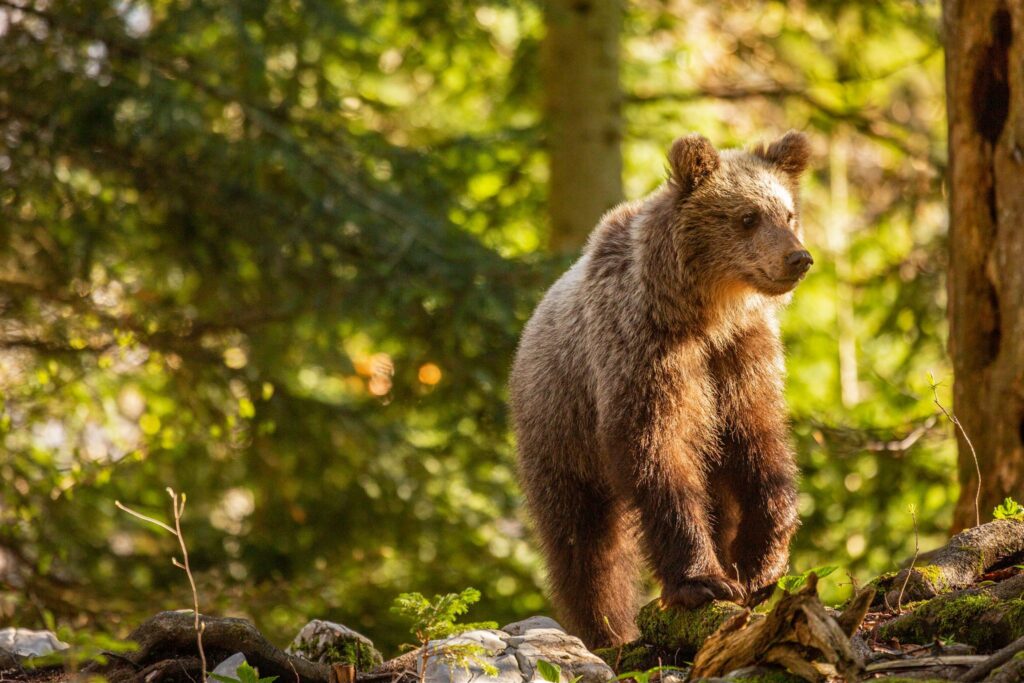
23;627;137;671
613;666;681;683
777;566;839;593
391;588;497;644
537;659;583;683
993;497;1024;521
211;662;278;683
0;0;951;652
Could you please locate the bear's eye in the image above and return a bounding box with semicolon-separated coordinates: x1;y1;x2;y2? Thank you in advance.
787;211;796;225
741;211;759;229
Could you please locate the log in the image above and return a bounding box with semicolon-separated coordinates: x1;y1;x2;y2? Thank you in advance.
688;575;868;683
877;572;1024;650
874;519;1024;608
86;611;331;683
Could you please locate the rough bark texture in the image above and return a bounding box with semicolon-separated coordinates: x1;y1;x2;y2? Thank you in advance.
542;0;623;253
944;0;1024;532
877;572;1024;650
874;519;1024;607
689;575;866;683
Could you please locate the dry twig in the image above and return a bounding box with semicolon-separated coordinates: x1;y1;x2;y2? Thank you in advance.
116;488;208;681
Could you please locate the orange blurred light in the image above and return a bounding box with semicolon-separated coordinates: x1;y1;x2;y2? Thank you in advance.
418;363;442;385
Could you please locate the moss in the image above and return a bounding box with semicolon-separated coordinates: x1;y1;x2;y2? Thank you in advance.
913;565;950;593
635;600;742;656
878;593;1004;648
721;668;803;683
594;644;659;672
1003;598;1024;638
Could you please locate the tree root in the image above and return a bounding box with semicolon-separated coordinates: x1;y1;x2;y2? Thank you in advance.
873;519;1024;608
85;611;331;683
877;573;1024;650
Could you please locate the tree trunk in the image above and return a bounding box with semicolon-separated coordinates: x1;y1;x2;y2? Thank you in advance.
542;0;624;253
944;0;1024;532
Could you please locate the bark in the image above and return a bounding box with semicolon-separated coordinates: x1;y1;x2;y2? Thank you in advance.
689;575;868;683
542;0;624;253
960;634;1024;681
944;0;1024;532
873;519;1024;607
877;572;1024;650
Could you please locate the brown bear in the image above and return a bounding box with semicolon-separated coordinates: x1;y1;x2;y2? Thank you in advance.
509;131;812;649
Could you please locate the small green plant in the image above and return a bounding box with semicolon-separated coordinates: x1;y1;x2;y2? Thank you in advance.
993;497;1024;521
613;665;680;683
537;659;582;683
211;662;278;683
777;565;838;593
391;588;498;683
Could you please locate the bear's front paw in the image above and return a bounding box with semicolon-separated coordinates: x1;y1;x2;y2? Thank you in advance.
660;575;746;609
744;581;777;608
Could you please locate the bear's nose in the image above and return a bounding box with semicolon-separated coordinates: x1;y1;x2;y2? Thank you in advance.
786;250;813;274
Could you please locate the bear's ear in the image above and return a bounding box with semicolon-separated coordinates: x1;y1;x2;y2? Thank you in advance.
667;134;720;197
753;130;810;178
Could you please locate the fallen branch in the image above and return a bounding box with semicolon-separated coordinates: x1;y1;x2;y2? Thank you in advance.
875;519;1024;607
878;573;1024;650
959;634;1024;681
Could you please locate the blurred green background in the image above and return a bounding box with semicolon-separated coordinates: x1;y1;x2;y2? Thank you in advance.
1;0;953;655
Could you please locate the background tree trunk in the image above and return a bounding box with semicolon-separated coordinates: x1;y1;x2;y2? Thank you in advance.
542;0;624;253
944;0;1024;531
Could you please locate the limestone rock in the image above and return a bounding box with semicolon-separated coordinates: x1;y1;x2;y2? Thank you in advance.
207;652;247;682
286;620;383;669
0;628;69;658
407;617;613;683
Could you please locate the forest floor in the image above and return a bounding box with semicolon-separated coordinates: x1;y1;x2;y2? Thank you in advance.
5;519;1024;683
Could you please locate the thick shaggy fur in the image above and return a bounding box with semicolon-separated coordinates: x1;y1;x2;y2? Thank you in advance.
509;132;811;648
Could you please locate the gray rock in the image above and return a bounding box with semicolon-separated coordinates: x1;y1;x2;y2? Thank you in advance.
0;628;69;657
413;617;613;683
501;617;565;636
286;619;383;669
207;652;247;682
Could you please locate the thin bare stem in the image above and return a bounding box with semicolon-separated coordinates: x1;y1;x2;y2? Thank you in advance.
168;488;207;681
114;501;177;534
895;505;920;613
930;373;981;527
116;490;207;681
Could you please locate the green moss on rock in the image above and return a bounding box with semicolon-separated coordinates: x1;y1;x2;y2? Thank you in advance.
594;643;658;672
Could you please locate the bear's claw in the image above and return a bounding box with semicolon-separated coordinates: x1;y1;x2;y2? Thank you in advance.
661;575;747;609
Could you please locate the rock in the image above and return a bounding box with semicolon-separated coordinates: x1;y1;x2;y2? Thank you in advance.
501;617;565;636
208;652;248;682
403;617;613;683
286;619;383;669
0;628;69;658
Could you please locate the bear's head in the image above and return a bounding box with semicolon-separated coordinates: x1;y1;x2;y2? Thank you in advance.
666;131;813;297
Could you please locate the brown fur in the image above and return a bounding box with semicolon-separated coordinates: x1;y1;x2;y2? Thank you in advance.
509;132;811;648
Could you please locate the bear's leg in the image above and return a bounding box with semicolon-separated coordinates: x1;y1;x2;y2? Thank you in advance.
717;426;798;599
527;471;641;649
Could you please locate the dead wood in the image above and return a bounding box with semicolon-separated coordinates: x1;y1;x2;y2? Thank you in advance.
85;611;330;683
877;519;1024;608
688;574;868;682
877;573;1024;650
865;654;986;680
983;652;1024;683
958;634;1024;681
